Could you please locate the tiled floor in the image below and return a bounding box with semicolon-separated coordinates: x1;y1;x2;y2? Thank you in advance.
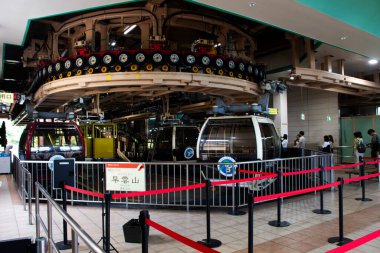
1;173;380;252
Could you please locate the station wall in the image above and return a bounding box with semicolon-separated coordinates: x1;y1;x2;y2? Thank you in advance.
287;87;339;149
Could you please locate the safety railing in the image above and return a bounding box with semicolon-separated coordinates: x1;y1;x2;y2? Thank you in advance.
58;157;378;253
13;155;33;225
18;149;333;209
35;182;104;253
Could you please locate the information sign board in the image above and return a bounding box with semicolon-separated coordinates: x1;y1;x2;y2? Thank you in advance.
106;163;146;191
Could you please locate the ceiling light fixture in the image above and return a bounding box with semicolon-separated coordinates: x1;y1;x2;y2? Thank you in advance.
368;59;378;65
124;24;137;35
340;36;347;40
249;2;256;7
110;41;116;46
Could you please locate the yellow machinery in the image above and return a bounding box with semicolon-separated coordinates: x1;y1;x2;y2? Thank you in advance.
79;124;93;158
80;122;117;159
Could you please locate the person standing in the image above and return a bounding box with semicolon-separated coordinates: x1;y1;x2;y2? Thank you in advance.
298;131;305;149
293;134;300;148
353;131;365;168
322;135;331;153
281;134;288;157
367;129;379;159
281;134;288;150
328;135;334;153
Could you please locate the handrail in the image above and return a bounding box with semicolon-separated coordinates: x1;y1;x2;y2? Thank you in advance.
35;182;105;253
14;155;33;225
23;167;33;225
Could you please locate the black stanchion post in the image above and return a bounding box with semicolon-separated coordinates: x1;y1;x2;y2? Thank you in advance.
355;158;372;201
328;178;352;246
105;193;111;253
313;165;331;214
248;192;254;253
96;179;118;252
139;210;150;253
198;179;222;248
56;183;72;250
228;183;246;216
268;169;290;227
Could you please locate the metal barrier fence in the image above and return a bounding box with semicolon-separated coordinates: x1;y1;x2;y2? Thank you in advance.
12;155;33;225
35;182;105;253
15;149;333;209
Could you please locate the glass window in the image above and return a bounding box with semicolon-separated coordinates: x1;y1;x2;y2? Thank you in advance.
93;125;114;139
154;127;173;161
199;118;257;161
175;127;198;148
156;128;172;150
33;125;81;148
259;123;280;159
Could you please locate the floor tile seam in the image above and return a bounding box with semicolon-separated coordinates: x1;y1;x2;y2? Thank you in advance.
254;202;380;248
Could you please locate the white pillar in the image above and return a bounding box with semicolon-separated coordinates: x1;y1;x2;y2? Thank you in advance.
273;90;288;136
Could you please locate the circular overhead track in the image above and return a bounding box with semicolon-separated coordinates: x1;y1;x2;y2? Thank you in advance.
33;72;261;112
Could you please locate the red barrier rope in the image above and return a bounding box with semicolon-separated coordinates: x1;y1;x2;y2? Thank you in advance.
326;229;380;253
112;183;205;199
145;218;219;253
254;181;340;202
363;156;380;160
211;174;277;187
283;167;321;176
64;185;104;199
325;163;362;171
365;160;380;165
343;172;380;184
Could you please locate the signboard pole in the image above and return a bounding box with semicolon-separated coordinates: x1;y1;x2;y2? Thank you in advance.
139;210;150;253
105;193;111;253
95;180;118;252
56;183;72;250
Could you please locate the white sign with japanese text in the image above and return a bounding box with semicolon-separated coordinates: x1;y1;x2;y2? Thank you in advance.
0;92;14;104
105;163;146;191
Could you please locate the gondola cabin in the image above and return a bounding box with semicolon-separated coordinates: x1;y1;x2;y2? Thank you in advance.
80;123;117;159
19;121;85;160
197;115;280;163
153;125;199;162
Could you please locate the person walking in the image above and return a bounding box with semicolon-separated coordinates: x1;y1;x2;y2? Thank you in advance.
367;129;380;159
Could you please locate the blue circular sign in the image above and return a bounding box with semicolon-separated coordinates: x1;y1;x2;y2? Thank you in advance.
48;154;65;171
217;156;237;177
184;147;194;159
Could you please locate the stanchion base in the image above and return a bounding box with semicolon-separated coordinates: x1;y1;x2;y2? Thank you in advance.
355;197;372;201
312;209;331;214
228;209;246;216
268;220;290;227
198;238;222;248
56;240;72;250
328;236;353;246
